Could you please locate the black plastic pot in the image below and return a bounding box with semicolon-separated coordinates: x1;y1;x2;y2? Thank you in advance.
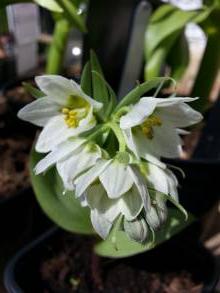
4;223;220;292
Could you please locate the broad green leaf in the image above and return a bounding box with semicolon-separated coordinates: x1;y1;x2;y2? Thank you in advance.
22;82;45;99
95;208;194;258
167;32;190;81
145;24;183;80
146;8;198;58
80;61;92;96
145;47;168;80
30;148;94;235
150;4;177;23
115;77;175;111
34;0;63;12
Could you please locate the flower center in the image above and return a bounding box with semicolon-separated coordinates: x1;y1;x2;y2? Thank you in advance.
141;114;162;139
62;107;88;128
62;95;90;128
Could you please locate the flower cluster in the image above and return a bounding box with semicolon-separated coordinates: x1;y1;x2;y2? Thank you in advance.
18;74;202;244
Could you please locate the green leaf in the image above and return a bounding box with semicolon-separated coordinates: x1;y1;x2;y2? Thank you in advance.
90;50;105;77
95;208;194;258
22;82;45;99
145;8;198;58
30;148;94;235
92;71;117;118
145;47;168;80
115;77;175;111
150;4;177;23
34;0;62;12
80;61;92;96
167;32;190;81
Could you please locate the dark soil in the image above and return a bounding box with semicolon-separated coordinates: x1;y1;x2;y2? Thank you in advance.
40;233;204;293
0;84;35;199
0;136;32;198
5;84;34;105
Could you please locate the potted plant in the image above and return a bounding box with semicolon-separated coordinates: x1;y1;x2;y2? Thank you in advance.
4;52;219;291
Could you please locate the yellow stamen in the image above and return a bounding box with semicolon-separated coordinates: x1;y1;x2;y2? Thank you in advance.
141;114;162;139
62;108;81;128
61;95;91;128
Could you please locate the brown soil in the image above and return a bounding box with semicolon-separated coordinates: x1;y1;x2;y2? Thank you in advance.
0;137;32;198
40;234;203;293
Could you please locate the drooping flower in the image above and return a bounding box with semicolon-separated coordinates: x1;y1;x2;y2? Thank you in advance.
18;75;102;153
74;157;151;238
74;155;179;240
120;97;202;162
34;138;102;191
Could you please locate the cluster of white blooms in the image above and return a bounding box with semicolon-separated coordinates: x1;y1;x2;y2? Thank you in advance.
18;75;202;243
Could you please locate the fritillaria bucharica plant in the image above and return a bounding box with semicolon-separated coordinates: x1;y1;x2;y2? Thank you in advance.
18;52;202;257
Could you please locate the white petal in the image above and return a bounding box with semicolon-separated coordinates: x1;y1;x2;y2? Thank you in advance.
86;184;120;222
147;164;169;195
120;97;157;129
124;218;148;243
90;209;112;239
35;75;77;105
128;165;151;212
17;97;60;127
35;115;95;153
122;128;139;158
158;102;202;128
99;161;133;199
155;97;198;107
146;207;161;230
75;160;112;198
132;125;181;159
119;186;143;220
70;80;103;110
166;169;179;201
34;139;85;175
57;145;101;190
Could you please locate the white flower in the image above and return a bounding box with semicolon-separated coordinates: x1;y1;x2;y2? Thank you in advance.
34;138;102;190
120;97;202;161
74;156;179;240
74;159;151;238
162;0;202;10
18;75;102;153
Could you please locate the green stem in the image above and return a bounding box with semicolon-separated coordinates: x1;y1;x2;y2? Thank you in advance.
108;122;126;152
46;18;71;74
191;27;220;112
87;124;109;141
55;0;87;32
